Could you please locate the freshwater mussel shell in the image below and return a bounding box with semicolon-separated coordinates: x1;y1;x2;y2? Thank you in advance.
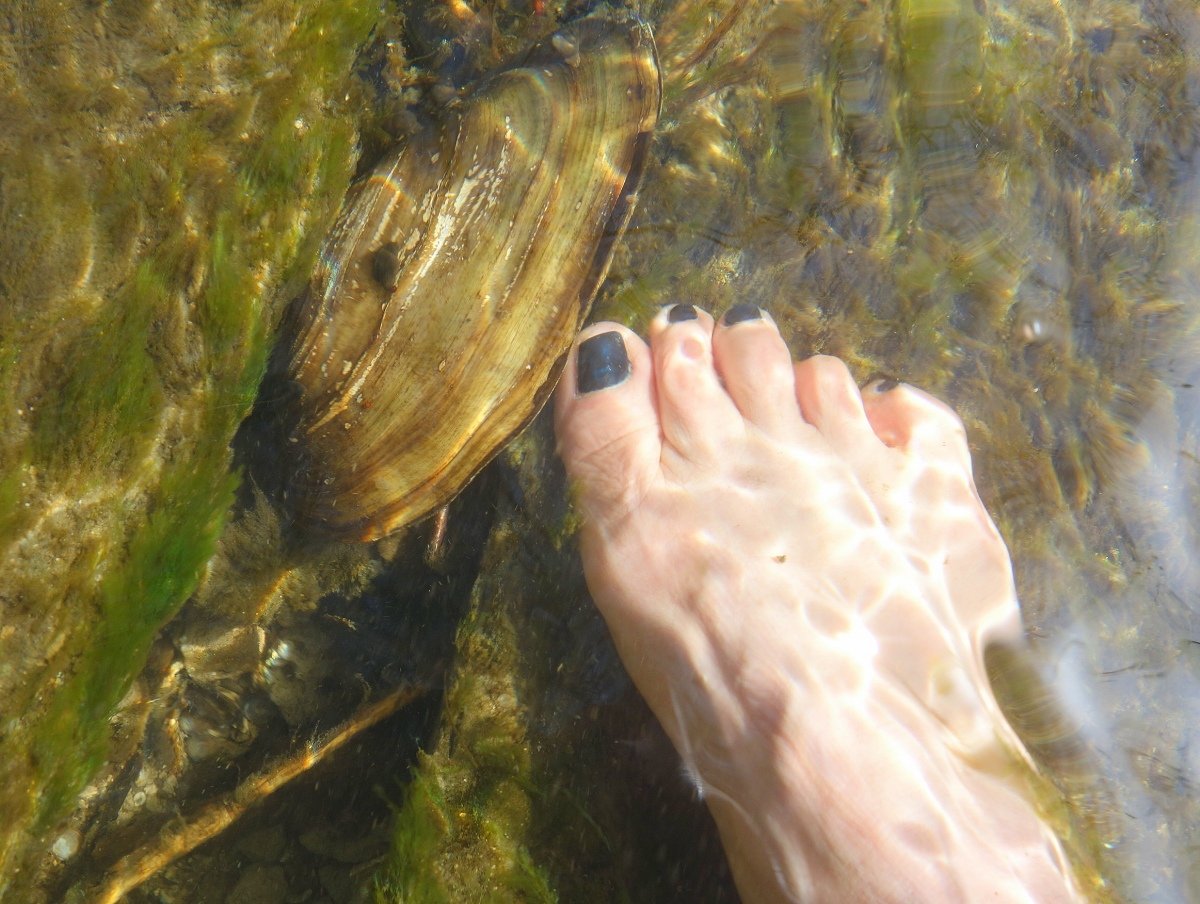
286;9;660;541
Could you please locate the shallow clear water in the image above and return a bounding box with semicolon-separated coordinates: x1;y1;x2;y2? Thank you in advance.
617;2;1200;898
2;0;1198;901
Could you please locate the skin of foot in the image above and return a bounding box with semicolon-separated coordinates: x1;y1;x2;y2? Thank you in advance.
553;304;1081;903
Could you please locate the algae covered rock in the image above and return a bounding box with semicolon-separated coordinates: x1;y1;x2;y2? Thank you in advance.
0;0;384;894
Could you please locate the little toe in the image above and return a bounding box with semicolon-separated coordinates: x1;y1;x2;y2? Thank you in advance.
861;380;1020;643
792;354;882;454
648;304;744;463
861;380;973;478
711;304;806;437
554;323;661;524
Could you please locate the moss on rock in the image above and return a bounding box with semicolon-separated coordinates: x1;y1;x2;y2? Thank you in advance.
0;0;382;894
377;516;558;904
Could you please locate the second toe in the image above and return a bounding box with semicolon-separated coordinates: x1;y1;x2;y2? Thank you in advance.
649;304;745;465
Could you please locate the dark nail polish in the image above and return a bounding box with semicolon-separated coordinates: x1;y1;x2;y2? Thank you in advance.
872;379;899;393
577;331;630;394
668;304;698;322
723;303;762;325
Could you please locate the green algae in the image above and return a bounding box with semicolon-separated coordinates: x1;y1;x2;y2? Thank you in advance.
378;517;558;904
31;260;165;476
377;420;737;904
0;0;383;893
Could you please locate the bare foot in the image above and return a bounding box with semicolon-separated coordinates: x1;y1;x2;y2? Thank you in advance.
553;304;1080;903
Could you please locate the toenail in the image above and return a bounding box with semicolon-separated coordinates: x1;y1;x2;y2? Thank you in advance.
870;379;900;393
668;304;698;322
723;303;762;325
576;331;630;394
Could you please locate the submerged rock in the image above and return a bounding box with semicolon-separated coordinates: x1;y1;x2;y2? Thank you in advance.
0;0;384;896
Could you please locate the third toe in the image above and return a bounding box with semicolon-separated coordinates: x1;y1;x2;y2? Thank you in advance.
711;304;806;437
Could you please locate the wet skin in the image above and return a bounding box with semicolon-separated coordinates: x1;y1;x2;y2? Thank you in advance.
553;304;1081;903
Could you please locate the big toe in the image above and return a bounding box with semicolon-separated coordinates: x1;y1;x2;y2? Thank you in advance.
554;323;661;525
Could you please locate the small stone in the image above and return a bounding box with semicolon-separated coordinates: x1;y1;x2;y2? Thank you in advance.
298;825;387;864
50;829;80;862
236;824;287;863
226;864;287;904
318;864;357;904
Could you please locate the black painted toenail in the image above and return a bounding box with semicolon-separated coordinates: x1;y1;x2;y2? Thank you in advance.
668;304;698;322
872;379;900;393
723;303;762;325
577;331;630;394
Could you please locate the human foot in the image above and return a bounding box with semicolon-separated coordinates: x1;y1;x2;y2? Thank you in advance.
553;305;1080;903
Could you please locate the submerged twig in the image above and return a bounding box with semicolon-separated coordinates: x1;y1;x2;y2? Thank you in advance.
90;682;428;904
660;1;749;82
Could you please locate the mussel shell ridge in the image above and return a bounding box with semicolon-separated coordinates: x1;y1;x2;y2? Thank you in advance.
287;11;660;541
